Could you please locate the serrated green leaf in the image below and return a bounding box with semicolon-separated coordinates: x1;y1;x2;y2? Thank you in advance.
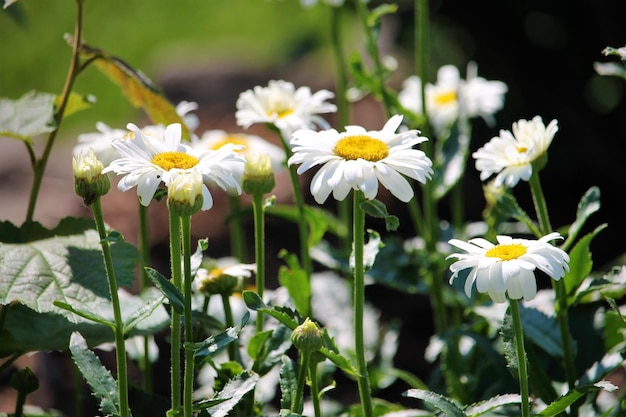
278;250;311;317
519;304;564;358
0;90;56;141
563;187;600;251
564;224;607;300
279;355;297;411
122;291;166;335
320;330;358;377
145;267;184;314
0;220;137;321
465;393;521;417
403;389;467;417
535;383;612;416
192;312;249;361
69;332;120;416
500;307;520;379
242;291;299;330
205;371;259;417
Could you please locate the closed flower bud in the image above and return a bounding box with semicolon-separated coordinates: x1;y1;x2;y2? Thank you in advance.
10;367;39;394
167;170;204;216
243;152;275;195
291;318;324;354
73;148;110;205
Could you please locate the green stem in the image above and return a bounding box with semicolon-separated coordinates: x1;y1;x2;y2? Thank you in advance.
92;199;130;417
509;299;530;417
169;212;182;413
228;194;247;261
276;127;312;316
181;215;194;417
291;351;311;415
138;203;153;393
528;172;577;415
330;5;352;255
353;191;374;417
353;0;393;117
14;391;26;417
221;293;238;362
308;359;322;417
252;192;267;331
26;0;84;223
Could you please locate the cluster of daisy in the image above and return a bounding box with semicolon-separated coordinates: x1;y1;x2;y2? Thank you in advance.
398;63;508;137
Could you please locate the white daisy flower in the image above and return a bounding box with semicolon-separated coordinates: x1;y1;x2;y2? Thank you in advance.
235;79;337;139
103;122;245;210
473;116;558;187
288;114;433;204
398;64;507;136
191;129;285;173
73;102;200;166
447;232;570;303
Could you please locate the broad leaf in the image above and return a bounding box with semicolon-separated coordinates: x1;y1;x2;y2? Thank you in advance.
0;218;137;321
55;92;96;118
359;199;399;232
403;389;466;417
205;371;259;417
0;90;56;141
519;304;565;358
69;332;120;416
535;382;617;416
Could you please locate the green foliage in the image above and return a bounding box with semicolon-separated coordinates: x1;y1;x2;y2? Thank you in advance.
564;224;607;302
145;266;184;314
69;332;120;417
563;186;601;251
0;90;56;142
359;199;399;232
278;250;311;318
403;388;467;417
203;371;259;417
191;312;249;363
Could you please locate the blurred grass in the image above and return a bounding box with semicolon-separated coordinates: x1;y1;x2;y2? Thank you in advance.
0;0;333;137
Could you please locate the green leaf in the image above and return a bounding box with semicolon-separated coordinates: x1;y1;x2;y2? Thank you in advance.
251;325;292;375
564;224;607;300
53;301;115;329
465;393;521;417
278;250;311;317
192;312;249;362
0;219;137;321
205;371;259;417
535;382;616;416
350;229;383;272
247;330;273;361
500;307;520;379
266;204;347;243
563;187;600;251
70;39;192;139
367;3;398;27
359;199;399;232
487;186;541;236
0;90;56;141
403;389;467;417
574;266;626;304
279;355;297;411
69;332;120;416
319;329;359;377
56;92;96;118
123;290;166;335
242;291;299;330
520;304;564;358
145;267;184;314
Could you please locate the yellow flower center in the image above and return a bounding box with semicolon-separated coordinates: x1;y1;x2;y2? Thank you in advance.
270;108;294;119
485;243;527;261
209;135;249;153
517;146;528;153
334;135;389;162
152;151;200;171
434;90;457;105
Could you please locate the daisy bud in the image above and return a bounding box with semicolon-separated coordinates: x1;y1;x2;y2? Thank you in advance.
73;148;110;205
10;366;39;394
242;152;275;196
167;170;204;216
195;267;239;295
291;318;324;354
